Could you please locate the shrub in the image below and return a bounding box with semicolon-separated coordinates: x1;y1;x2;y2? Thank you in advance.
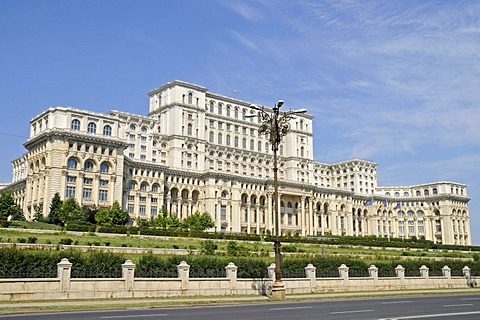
200;240;218;255
59;238;73;245
27;237;38;244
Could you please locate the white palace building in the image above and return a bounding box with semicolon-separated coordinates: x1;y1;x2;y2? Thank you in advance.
5;80;471;245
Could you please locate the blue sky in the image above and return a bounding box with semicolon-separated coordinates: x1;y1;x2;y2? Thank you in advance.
1;1;479;243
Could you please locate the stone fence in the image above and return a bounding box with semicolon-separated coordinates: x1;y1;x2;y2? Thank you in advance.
0;259;476;301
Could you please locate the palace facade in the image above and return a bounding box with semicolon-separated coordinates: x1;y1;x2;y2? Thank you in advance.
5;81;471;245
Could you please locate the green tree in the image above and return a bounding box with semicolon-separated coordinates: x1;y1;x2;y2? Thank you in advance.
150;205;181;230
0;190;24;221
95;201;129;226
59;197;84;224
182;211;214;232
47;193;63;225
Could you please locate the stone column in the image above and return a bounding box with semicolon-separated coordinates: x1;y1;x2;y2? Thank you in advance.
338;264;349;286
225;262;238;291
177;261;190;292
57;258;72;292
300;196;306;236
305;263;316;290
268;263;276;281
442;265;451;280
419;265;429;279
122;259;135;291
395;265;405;280
462;266;471;279
368;265;379;285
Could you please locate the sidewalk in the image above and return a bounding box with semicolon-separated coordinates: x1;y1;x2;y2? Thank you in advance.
1;288;480;313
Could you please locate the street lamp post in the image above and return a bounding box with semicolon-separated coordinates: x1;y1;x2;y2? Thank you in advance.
248;100;306;301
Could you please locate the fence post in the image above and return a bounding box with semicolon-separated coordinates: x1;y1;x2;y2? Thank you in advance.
57;258;72;293
305;263;316;291
442;265;451;280
268;263;276;281
122;259;135;291
368;265;378;285
338;264;349;286
463;266;471;279
225;262;238;291
177;261;190;293
395;265;405;281
420;265;429;279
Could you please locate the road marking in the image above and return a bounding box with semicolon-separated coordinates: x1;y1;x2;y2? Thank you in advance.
462;297;480;300
378;310;480;319
443;303;473;307
382;301;412;304
100;314;168;319
269;306;313;311
330;309;373;315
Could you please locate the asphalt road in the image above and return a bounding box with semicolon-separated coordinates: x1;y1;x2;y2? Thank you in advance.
2;294;480;320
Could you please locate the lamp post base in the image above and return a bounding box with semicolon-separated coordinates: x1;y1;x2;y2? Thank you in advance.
271;280;285;301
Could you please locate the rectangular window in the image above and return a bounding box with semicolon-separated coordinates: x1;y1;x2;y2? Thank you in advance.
128;195;135;201
141;136;147;141
84;178;93;185
100;179;109;186
151;206;157;216
140;155;146;160
151;197;157;203
128;204;134;214
99;190;108;202
140;196;147;202
65;186;76;198
67;176;76;183
139;205;146;215
83;188;92;200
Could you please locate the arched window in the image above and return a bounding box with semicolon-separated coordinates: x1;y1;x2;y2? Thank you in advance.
226;135;231;146
250;139;254;150
71;119;80;131
209;131;214;143
218;103;223;115
210;101;214;113
103;125;112;136
188;92;193;104
218;133;223;144
424;189;429;196
187;124;193;136
129;124;137;131
432;188;438;195
300;146;305;157
226;105;231;117
84;160;94;171
100;162;109;173
403;191;410;197
234;107;239;119
87;122;96;134
67;158;78;169
234;136;239;147
416;190;421;197
242;109;247;120
141;125;148;133
258;141;262;152
152;184;159;193
385;192;391;196
242;138;247;149
128;182;136;190
140;182;148;191
221;191;228;199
